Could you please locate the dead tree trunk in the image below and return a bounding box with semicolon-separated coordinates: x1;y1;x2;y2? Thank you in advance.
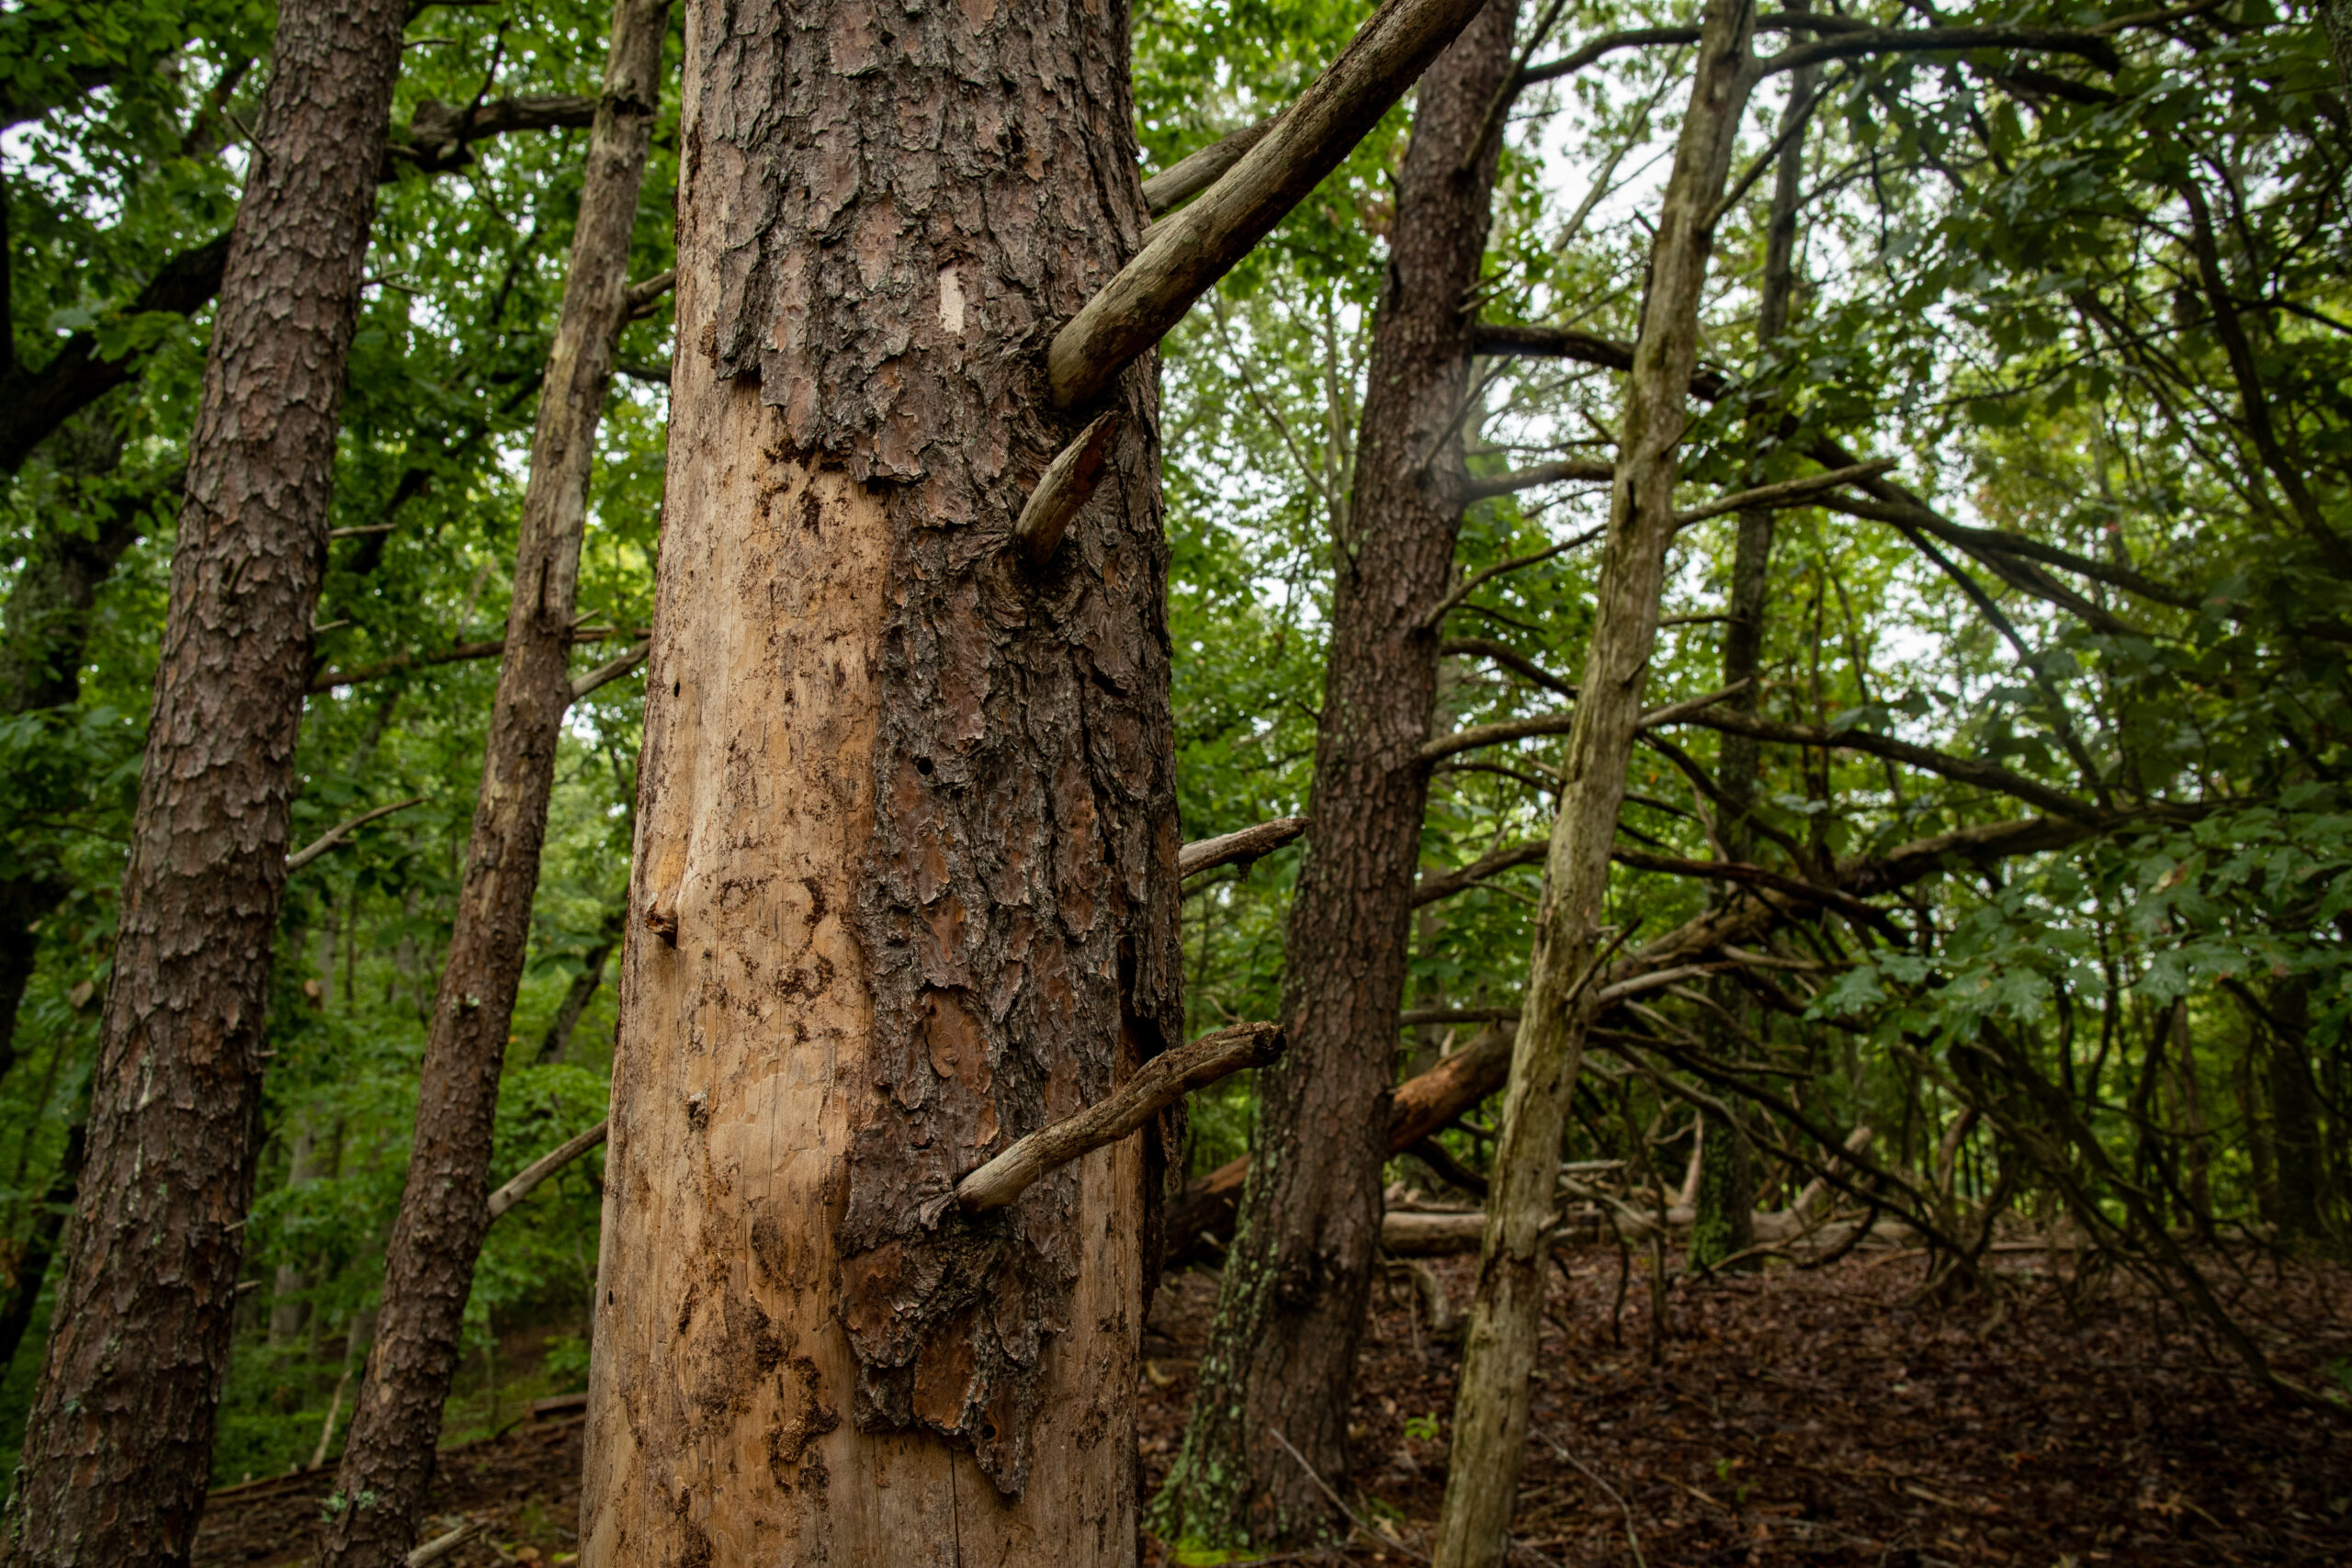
1431;3;1758;1563
315;6;669;1562
0;5;410;1561
1148;1;1520;1548
576;0;1186;1558
1690;20;1816;1273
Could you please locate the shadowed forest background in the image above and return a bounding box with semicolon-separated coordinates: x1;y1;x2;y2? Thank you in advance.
1;0;2350;1562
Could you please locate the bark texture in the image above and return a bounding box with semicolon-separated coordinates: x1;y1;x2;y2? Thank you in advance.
580;0;1179;1556
0;4;409;1561
315;7;668;1562
1432;5;1758;1563
1150;1;1518;1548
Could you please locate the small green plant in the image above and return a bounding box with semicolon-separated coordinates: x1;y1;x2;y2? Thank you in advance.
1404;1413;1441;1443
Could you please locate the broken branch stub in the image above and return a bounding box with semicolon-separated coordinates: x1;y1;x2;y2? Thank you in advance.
1140;119;1276;217
1048;0;1492;408
1177;815;1311;877
1012;412;1119;567
956;1021;1284;1213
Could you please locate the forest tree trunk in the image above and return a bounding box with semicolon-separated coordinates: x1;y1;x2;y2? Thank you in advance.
0;5;409;1562
315;6;668;1562
577;0;1182;1560
1148;1;1519;1549
1431;3;1758;1562
1689;24;1815;1273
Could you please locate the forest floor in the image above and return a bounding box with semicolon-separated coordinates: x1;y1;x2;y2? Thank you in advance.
192;1244;2352;1566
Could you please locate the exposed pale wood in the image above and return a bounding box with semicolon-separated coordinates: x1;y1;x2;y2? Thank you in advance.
1048;0;1493;407
1141;120;1274;216
485;1120;609;1221
1177;815;1311;877
1012;412;1120;566
956;1023;1283;1213
286;795;427;873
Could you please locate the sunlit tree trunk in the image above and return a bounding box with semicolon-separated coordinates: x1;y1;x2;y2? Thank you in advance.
0;3;410;1561
578;0;1181;1559
1149;1;1519;1548
315;6;670;1562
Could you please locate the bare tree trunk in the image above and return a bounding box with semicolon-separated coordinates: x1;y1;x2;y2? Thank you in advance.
0;4;409;1560
577;0;1183;1558
1149;2;1519;1549
314;6;669;1562
1430;4;1758;1563
1690;17;1816;1274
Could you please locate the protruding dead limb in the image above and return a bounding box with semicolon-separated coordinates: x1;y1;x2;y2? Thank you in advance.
1177;815;1311;877
1012;412;1120;567
485;1120;609;1221
1047;0;1493;408
956;1021;1284;1213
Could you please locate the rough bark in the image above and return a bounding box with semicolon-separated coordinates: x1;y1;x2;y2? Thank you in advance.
1691;15;1815;1274
1150;2;1519;1550
579;0;1180;1556
0;2;410;1561
1432;4;1758;1563
314;7;668;1562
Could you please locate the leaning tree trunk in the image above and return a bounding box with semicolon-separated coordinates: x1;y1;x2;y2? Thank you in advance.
1431;3;1757;1563
576;0;1185;1559
315;6;668;1562
1690;25;1816;1273
0;4;409;1562
1148;1;1520;1549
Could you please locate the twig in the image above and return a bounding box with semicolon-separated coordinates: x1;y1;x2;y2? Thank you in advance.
1544;1436;1645;1568
1418;528;1602;631
286;795;427;873
1268;1426;1428;1561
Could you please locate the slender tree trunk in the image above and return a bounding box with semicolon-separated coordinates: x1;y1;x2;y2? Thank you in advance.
536;905;626;1064
267;1121;325;1350
0;1107;85;1378
2267;976;2324;1240
1150;3;1519;1549
315;6;668;1562
1431;6;1757;1563
1690;24;1815;1273
577;0;1182;1557
0;5;409;1561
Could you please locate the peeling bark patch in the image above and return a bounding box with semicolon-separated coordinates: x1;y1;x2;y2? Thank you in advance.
667;0;1177;1511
